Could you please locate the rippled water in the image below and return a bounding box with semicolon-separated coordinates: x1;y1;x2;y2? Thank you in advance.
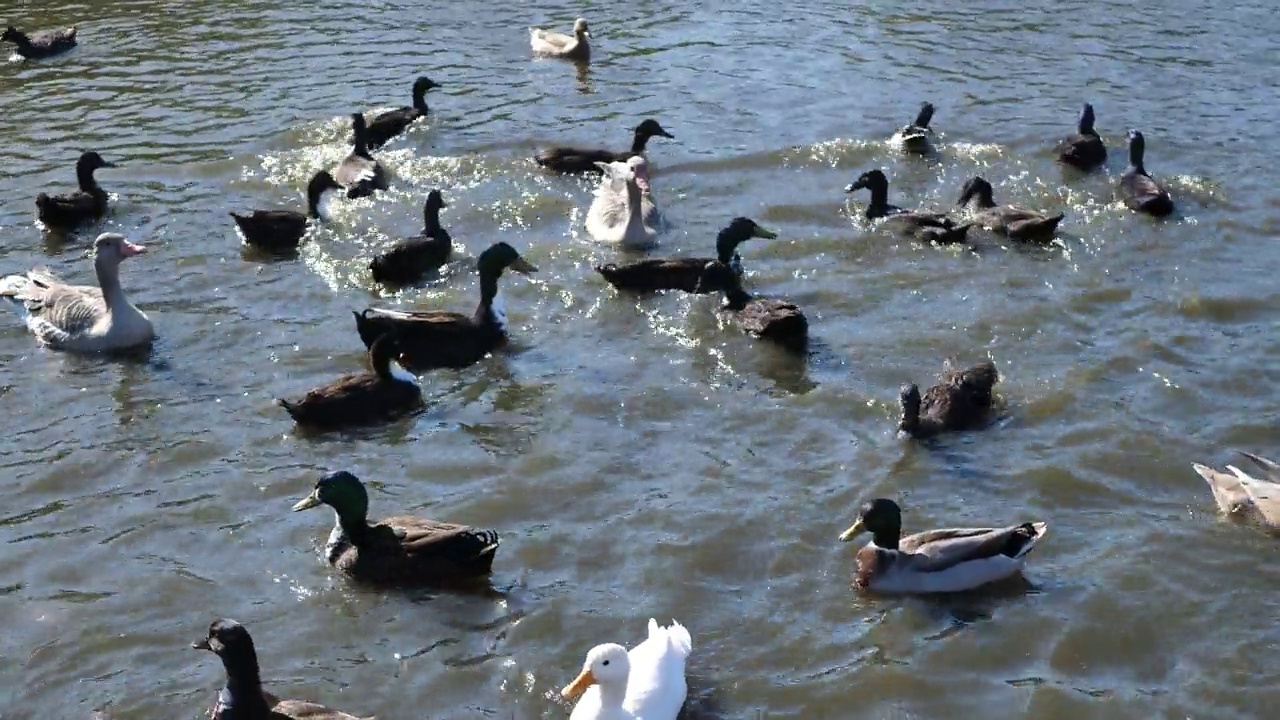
1;0;1277;717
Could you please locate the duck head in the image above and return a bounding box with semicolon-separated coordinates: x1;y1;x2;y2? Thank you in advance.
1;27;20;43
895;382;923;438
94;233;146;265
626;155;652;193
957;176;995;209
478;241;537;280
845;169;888;196
306;171;341;218
192;618;255;658
562;643;630;704
293;470;371;530
838;498;904;549
1126;129;1147;173
367;333;418;386
76;151;116;188
412;76;441;110
573;18;591;39
715;217;777;265
1077;103;1097;136
635;118;674;141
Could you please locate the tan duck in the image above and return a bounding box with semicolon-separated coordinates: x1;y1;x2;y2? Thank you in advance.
1119;130;1174;217
888;102;936;154
0;233;153;352
277;334;422;428
361;76;441;151
335;113;389;199
36;151;116;229
957;176;1064;241
2;25;76;59
1193;452;1280;530
536;119;674;175
193;619;372;720
596;217;776;293
846;169;972;245
697;261;808;353
898;359;999;439
230;171;341;253
1055;103;1107;171
292;470;500;585
530;18;591;61
370;189;452;285
353;242;537;370
838;498;1048;594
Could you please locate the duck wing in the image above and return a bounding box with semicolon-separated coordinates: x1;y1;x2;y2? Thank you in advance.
1057;134;1107;169
623;619;691;720
335;154;387;199
536;147;621;174
1120;170;1174;216
269;696;372;720
901;523;1047;571
596;257;715;293
279;374;420;427
363;107;420;150
0;269;106;346
382;516;500;569
737;299;808;351
230;210;308;249
369;235;451;284
36;190;102;226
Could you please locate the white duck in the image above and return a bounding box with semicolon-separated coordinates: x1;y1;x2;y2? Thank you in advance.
562;619;691;720
1193;452;1280;529
530;18;590;61
586;159;658;248
0;232;153;352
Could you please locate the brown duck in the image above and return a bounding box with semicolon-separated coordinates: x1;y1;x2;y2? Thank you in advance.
193;619;372;720
369;189;452;285
36;151;116;229
277;334;422;428
897;359;1000;439
354;241;537;370
957;176;1064;242
596;217;777;293
697;261;808;353
846;169;972;245
292;470;500;585
1055;103;1107;171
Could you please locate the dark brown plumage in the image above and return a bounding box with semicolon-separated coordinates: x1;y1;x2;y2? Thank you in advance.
1119;130;1175;217
595;217;777;293
698;261;808;353
2;25;76;59
1056;103;1107;171
35;152;115;229
846;169;972;244
354;242;537;370
292;470;500;585
370;189;452;284
358;76;440;151
890;101;936;153
277;334;422;429
897;359;1000;439
535;119;674;175
957;176;1065;241
230;171;340;252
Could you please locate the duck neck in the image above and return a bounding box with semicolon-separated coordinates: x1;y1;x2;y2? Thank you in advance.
334;506;373;547
724;286;752;311
866;184;891;215
622;177;644;233
968;189;996;210
476;271;507;330
94;258;126;311
1129;148;1146;175
412;88;430;114
218;649;271;716
897;402;920;438
596;679;628;710
715;228;745;264
7;31;32;50
630;131;651;154
422;204;442;236
352;126;371;159
871;525;901;551
77;165;101;193
305;185;326;219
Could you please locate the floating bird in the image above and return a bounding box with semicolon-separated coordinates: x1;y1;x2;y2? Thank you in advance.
370;189;453;285
531;17;591;61
897;359;999;439
2;25;76;59
536;119;674;175
230;171;340;252
360;76;442;150
697;261;808;353
335;113;389;199
597;217;776;293
957;176;1064;241
1118;129;1174;217
889;102;936;154
1055;103;1107;171
1193;452;1280;530
277;334;422;428
563;619;692;720
846;169;972;244
35;151;117;229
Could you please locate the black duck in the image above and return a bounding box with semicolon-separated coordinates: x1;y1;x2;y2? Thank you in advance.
335;113;389;199
360;76;441;150
229;171;340;252
535;119;674;175
697;261;808;353
897;359;1000;439
1119;130;1174;217
2;25;76;59
370;189;452;284
846;169;972;244
354;241;537;370
1056;103;1107;171
595;217;776;293
277;334;422;428
35;151;116;229
890;102;935;154
957;176;1064;241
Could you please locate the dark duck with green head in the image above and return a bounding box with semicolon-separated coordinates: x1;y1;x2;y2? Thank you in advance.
354;241;538;370
535;119;675;175
846;169;972;244
291;470;501;585
596;217;777;293
230;171;340;252
957;176;1064;242
1119;130;1174;217
897;359;1000;439
36;151;116;229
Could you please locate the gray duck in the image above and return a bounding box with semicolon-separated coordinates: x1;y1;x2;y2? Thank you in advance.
370;189;452;285
36;151;116;229
957;176;1064;241
1055;103;1107;171
277;334;422;429
1119;130;1174;217
898;359;1000;439
230;171;340;252
535;119;674;175
846;169;972;244
596;217;777;293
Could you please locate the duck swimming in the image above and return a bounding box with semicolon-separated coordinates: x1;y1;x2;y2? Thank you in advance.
335;113;389;199
1192;452;1280;530
697;261;808;353
585;159;657;248
1119;129;1174;217
230;171;341;253
587;155;663;234
957;176;1065;241
353;242;537;370
536;119;674;175
889;102;936;154
596;217;776;293
837;498;1048;594
0;233;153;352
292;470;500;585
530;17;591;61
370;189;453;285
846;169;972;244
277;334;422;428
2;25;76;59
360;76;441;151
193;619;372;720
897;359;999;439
1055;103;1107;171
35;151;116;229
563;619;692;720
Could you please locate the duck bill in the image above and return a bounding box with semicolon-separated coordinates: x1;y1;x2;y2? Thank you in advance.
561;669;596;699
752;226;778;240
121;241;147;257
837;519;865;542
292;490;322;512
192;638;212;651
509;257;538;275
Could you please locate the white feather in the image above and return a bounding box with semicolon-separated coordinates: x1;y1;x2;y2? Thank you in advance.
388;360;419;387
871;551;1028;594
488;290;507;333
569;619;690;720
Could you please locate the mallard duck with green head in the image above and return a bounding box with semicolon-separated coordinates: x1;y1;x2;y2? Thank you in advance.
292;470;500;585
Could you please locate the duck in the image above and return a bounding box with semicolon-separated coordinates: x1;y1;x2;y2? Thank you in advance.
230;171;341;252
596;217;776;293
292;470;500;584
359;76;441;151
957;176;1065;241
587;155;663;233
837;498;1048;594
1192;452;1280;530
0;233;153;352
585;159;657;248
35;151;117;229
536;119;674;175
277;334;422;428
370;189;453;285
335;113;389;199
1119;129;1174;217
846;169;972;244
193;619;371;720
530;17;591;61
897;359;999;439
889;102;936;154
1055;103;1107;171
697;261;808;353
563;619;692;720
2;25;76;59
353;242;537;370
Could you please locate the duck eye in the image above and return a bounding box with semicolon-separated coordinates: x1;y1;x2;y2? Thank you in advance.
602;660;610;666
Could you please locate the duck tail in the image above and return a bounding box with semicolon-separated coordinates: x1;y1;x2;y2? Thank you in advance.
35;193;50;209
276;398;300;420
650;618;693;657
594;263;620;281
